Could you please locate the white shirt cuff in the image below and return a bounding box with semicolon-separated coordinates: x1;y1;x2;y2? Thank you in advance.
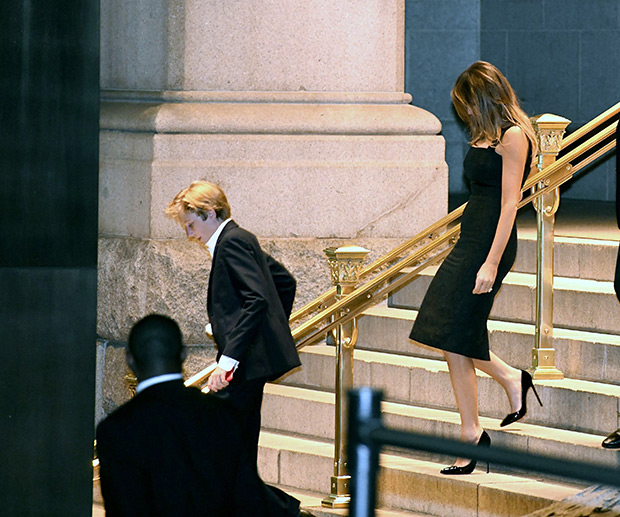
218;355;239;373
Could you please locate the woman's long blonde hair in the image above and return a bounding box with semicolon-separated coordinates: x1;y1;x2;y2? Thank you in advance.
451;61;537;160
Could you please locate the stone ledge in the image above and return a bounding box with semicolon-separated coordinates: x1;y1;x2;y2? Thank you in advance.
100;101;442;135
101;89;415;105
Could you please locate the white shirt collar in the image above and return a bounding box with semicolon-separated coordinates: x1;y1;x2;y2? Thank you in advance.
136;373;184;394
206;218;232;256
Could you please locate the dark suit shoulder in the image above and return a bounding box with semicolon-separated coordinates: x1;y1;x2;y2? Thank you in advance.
97;382;222;429
219;224;259;247
216;227;264;267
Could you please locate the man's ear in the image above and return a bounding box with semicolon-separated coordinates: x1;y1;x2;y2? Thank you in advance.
198;209;214;221
126;349;137;374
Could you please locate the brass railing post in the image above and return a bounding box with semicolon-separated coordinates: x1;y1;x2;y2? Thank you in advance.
322;245;370;509
530;114;571;380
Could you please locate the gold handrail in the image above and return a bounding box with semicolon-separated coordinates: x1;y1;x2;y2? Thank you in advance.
293;227;459;349
288;204;466;326
560;100;620;149
521;120;617;200
187;104;619;391
291;112;612;346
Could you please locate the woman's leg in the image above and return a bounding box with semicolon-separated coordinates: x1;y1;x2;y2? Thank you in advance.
472;351;522;412
444;351;482;466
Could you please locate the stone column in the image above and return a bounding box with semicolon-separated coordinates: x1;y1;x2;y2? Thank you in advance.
97;0;447;412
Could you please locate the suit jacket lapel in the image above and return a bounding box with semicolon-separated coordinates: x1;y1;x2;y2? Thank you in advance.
207;221;239;314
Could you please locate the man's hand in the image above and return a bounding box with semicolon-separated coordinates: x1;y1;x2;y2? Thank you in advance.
207;367;231;392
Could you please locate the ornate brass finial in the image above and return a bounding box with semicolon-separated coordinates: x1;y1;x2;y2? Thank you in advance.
324;246;370;288
531;113;571;157
124;372;138;397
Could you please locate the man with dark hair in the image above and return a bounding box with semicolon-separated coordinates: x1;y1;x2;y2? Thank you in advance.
126;313;184;373
96;314;242;516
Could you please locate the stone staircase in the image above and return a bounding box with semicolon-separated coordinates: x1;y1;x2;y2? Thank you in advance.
256;225;620;516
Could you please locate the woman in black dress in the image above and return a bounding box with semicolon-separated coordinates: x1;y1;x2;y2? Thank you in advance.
410;61;541;474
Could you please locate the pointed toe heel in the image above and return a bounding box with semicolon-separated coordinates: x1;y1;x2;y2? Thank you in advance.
500;370;543;428
440;430;491;475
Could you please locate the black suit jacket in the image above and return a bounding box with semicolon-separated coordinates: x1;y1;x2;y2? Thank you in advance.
207;221;301;382
96;380;241;517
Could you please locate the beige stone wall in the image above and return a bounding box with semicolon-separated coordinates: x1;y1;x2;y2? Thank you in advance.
101;0;404;92
99;96;444;240
97;0;448;419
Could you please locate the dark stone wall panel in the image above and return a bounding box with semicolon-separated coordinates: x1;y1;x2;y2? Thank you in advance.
481;0;543;31
0;1;99;515
480;30;507;72
407;0;620;200
408;0;479;30
581;31;620;120
405;0;479;195
545;0;619;30
0;2;99;268
505;31;581;121
0;268;97;515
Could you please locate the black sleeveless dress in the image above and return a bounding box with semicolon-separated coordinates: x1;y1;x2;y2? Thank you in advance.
409;140;529;360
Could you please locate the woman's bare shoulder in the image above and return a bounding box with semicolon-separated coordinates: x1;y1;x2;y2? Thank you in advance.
497;125;527;155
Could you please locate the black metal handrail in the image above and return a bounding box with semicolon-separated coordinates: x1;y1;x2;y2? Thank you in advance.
348;387;620;517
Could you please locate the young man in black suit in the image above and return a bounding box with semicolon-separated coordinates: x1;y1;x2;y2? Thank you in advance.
165;181;305;516
96;314;243;516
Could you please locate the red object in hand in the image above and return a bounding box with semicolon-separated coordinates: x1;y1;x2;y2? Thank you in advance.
225;370;234;382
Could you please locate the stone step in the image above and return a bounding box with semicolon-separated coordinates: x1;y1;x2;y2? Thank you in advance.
95;478;428;516
514;232;619;281
262;383;616;469
389;267;620;334
288;345;620;435
257;430;582;517
357;306;620;386
282;487;433;517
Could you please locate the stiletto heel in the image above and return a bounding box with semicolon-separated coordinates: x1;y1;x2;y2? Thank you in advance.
440;430;491;475
500;370;543;427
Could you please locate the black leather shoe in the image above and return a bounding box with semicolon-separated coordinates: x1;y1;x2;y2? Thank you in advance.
602;429;620;449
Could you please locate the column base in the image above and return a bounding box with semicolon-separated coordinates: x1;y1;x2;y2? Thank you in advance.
532;347;565;380
321;475;351;508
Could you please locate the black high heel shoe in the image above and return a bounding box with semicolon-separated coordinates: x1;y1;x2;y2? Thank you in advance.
440;430;491;475
500;370;543;427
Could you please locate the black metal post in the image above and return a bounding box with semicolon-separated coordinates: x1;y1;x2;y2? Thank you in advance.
348;387;383;517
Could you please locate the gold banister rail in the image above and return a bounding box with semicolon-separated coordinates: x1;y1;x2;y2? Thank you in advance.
288;203;467;327
288;116;618;358
522;120;617;197
292;227;459;348
186;106;618;391
183;102;618;508
560;100;620;150
286;103;620;335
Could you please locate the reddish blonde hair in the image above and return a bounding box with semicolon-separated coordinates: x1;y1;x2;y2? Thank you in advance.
165;181;231;223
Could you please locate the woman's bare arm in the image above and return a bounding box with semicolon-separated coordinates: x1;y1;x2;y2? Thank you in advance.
472;125;529;294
